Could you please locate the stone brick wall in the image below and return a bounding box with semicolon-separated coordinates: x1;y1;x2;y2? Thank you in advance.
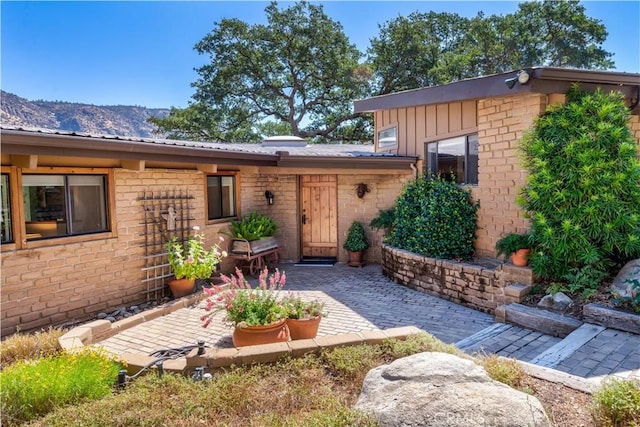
1;168;231;336
473;94;547;257
381;244;533;314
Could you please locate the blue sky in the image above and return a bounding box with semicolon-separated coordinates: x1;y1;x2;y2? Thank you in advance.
2;1;639;108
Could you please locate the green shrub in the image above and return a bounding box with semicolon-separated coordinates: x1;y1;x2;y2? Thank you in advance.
321;344;381;378
388;174;478;259
0;347;123;425
495;233;532;258
381;333;461;359
592;378;640;427
228;211;278;241
370;208;395;236
519;86;640;293
0;327;64;370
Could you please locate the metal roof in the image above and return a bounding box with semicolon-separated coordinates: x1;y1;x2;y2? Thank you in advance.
0;126;418;170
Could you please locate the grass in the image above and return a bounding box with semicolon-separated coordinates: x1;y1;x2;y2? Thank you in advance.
0;347;124;425
1;328;637;427
0;327;64;369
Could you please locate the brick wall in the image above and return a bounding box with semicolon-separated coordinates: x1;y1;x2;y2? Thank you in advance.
1;169;231;336
473;94;547;257
381;244;533;314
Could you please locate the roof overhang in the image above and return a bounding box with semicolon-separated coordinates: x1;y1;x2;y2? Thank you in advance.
354;67;640;112
0;128;418;171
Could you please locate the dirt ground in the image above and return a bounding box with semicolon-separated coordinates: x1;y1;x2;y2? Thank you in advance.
527;376;596;427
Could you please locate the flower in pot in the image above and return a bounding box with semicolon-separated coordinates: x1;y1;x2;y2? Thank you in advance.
166;226;226;298
282;295;326;340
343;220;369;267
201;267;289;347
496;233;532;267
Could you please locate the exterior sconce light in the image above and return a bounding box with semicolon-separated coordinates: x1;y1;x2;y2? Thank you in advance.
356;183;370;199
264;190;275;205
505;69;532;89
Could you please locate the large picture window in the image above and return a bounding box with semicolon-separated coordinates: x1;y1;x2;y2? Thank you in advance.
426;134;478;185
207;175;236;220
22;174;109;240
1;174;12;244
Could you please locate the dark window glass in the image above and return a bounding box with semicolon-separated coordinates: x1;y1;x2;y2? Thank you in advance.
426;134;478;185
1;174;12;244
207;175;236;220
22;174;109;240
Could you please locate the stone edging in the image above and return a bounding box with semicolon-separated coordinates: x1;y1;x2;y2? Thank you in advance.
58;292;207;350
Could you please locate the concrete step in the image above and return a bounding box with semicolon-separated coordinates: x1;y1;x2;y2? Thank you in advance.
455;323;512;351
496;303;583;338
529;323;606;368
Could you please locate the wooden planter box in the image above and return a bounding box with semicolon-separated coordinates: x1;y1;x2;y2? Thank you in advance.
230;236;278;255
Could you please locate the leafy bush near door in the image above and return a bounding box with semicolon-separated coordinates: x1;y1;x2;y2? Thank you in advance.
518;86;640;294
388;174;478;260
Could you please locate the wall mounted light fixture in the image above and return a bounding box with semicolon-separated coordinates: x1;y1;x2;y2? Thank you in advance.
264;190;274;205
355;183;370;198
505;69;532;89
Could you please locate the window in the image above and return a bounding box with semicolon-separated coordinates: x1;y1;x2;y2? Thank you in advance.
1;174;12;244
377;126;397;150
426;134;478;185
207;175;236;220
22;174;109;240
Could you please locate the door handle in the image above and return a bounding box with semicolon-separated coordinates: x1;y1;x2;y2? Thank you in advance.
302;214;307;224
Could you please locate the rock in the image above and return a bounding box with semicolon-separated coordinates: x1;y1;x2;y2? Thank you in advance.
97;312;108;319
105;316;116;323
611;259;640;299
538;292;572;311
355;352;550;427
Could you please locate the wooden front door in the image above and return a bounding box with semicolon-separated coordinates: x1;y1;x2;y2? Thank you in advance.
300;175;337;258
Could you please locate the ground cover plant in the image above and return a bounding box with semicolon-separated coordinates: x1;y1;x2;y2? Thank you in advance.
5;328;637;427
519;86;640;301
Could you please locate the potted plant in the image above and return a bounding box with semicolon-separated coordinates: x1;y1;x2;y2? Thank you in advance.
226;211;278;254
282;295;326;340
343;220;369;267
166;226;226;298
496;233;532;267
201;266;289;347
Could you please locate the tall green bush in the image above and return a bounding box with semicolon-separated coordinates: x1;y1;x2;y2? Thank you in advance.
519;86;640;289
388;175;478;260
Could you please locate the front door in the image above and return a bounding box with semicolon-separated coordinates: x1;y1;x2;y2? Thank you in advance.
300;175;337;259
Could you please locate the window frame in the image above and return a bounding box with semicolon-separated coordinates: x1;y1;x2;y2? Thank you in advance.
425;134;479;185
376;124;398;152
205;171;240;223
1;166;116;250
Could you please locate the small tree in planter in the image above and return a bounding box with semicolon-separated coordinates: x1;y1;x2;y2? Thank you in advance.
343;221;369;267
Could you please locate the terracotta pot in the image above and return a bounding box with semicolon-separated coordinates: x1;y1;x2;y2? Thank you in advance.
232;319;290;347
347;250;364;267
511;248;531;267
286;316;321;340
167;278;196;298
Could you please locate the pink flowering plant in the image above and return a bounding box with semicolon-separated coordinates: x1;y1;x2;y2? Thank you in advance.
201;267;287;328
166;226;227;280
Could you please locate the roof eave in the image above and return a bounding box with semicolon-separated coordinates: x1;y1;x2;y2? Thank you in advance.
277;155;418;170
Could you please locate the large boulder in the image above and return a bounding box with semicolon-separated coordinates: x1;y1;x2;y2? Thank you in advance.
355;352;550;427
611;259;640;300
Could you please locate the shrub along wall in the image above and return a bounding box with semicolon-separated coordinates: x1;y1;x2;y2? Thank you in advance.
381;244;533;314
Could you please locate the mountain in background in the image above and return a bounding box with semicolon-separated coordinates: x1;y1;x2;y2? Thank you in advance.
0;91;170;138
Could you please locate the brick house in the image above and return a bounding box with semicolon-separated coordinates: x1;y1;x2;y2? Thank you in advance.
354;67;640;258
0;129;416;336
2;67;639;335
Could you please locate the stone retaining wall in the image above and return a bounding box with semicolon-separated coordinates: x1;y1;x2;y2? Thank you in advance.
381;243;533;314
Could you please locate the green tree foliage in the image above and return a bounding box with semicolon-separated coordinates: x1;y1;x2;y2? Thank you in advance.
153;1;370;143
388;175;478;260
519;86;640;291
369;0;614;94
